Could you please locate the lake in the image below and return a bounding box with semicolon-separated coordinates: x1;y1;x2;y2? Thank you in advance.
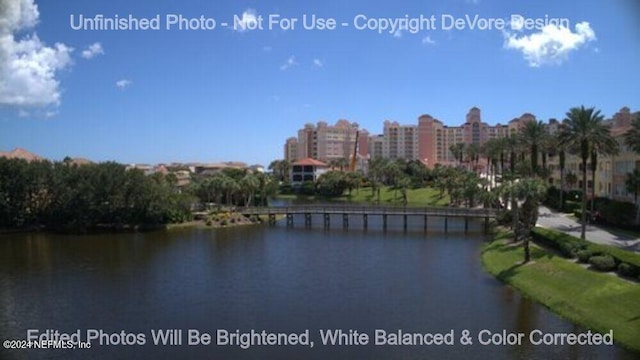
0;217;636;359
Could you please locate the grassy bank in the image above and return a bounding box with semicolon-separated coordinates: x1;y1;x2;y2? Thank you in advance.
276;186;450;207
481;229;640;353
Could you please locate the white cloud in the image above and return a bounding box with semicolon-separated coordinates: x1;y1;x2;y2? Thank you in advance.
116;79;132;89
504;21;596;67
234;9;259;32
280;56;297;71
312;59;323;68
263;45;272;52
422;36;436;45
0;0;73;107
81;42;104;59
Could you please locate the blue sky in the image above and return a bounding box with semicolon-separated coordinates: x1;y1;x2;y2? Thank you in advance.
1;0;639;166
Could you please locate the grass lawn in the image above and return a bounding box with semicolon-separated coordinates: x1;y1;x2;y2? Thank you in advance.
339;186;450;206
481;229;640;354
275;186;450;207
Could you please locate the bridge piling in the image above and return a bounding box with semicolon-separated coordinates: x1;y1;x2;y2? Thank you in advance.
286;214;294;227
305;213;312;227
363;214;368;230
324;213;330;229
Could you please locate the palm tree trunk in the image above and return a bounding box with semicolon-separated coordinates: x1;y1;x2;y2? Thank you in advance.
581;159;588;240
559;168;564;210
635;192;639;225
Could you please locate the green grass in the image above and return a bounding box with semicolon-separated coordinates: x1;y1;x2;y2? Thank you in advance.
275;186;450;207
481;229;640;354
338;186;450;207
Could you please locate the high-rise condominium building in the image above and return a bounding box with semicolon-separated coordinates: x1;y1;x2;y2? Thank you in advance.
292;120;368;163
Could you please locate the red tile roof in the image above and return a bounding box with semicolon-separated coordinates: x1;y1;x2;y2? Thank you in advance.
292;158;328;167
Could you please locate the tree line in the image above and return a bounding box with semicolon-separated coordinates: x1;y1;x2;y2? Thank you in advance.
0;158;286;231
0;159;195;231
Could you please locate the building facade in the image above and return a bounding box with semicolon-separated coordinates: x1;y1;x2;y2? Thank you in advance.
283;107;639;204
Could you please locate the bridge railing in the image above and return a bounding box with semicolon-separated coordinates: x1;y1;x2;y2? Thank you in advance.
239;205;498;217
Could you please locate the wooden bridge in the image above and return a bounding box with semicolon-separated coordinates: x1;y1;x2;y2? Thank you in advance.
240;205;497;232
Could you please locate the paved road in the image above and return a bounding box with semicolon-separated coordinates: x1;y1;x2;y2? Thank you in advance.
537;206;640;253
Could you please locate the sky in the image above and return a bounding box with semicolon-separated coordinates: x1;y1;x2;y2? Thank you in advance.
1;0;639;166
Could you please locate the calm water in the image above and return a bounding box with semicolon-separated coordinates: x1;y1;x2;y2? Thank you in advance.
0;218;636;359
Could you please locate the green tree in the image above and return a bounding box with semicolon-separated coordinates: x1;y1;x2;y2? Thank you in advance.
240;173;260;207
519;120;548;176
503;178;547;263
625;169;640;224
623;113;640;154
268;160;291;183
559;106;618;240
449;143;465;166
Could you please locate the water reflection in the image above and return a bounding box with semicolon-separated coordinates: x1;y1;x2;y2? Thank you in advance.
0;225;636;360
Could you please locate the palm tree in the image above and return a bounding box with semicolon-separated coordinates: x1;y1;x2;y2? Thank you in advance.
558;141;567;209
504;178;547;263
465;143;480;172
449;143;465;166
566;171;578;190
624;113;640;153
559;106;618;240
268;160;290;183
519;120;547;176
240;173;260;207
625;169;640;224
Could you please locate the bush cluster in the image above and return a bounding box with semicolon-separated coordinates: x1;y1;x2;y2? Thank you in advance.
589;255;617;272
532;228;640;278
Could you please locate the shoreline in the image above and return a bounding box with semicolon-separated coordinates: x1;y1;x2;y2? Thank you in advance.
481;228;640;354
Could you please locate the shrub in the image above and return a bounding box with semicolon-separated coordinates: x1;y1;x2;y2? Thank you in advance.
576;249;593;264
205;219;212;226
220;220;227;226
531;228;582;258
589;255;617;272
617;262;639;278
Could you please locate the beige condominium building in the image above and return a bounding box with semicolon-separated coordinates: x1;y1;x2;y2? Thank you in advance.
284;107;638;204
286;119;369;164
546;107;638;203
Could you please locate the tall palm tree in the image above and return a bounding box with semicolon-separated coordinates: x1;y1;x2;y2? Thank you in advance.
465;143;480;172
559;106;618;240
503;178;547;263
240;173;260;208
519;120;547;176
558;142;567;210
449;143;465;166
624;113;640;153
625;169;640;224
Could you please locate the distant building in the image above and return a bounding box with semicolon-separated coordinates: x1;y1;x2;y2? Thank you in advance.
0;148;43;162
547;107;639;203
291;158;329;185
284;137;298;163
290;120;366;164
381;120;419;160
